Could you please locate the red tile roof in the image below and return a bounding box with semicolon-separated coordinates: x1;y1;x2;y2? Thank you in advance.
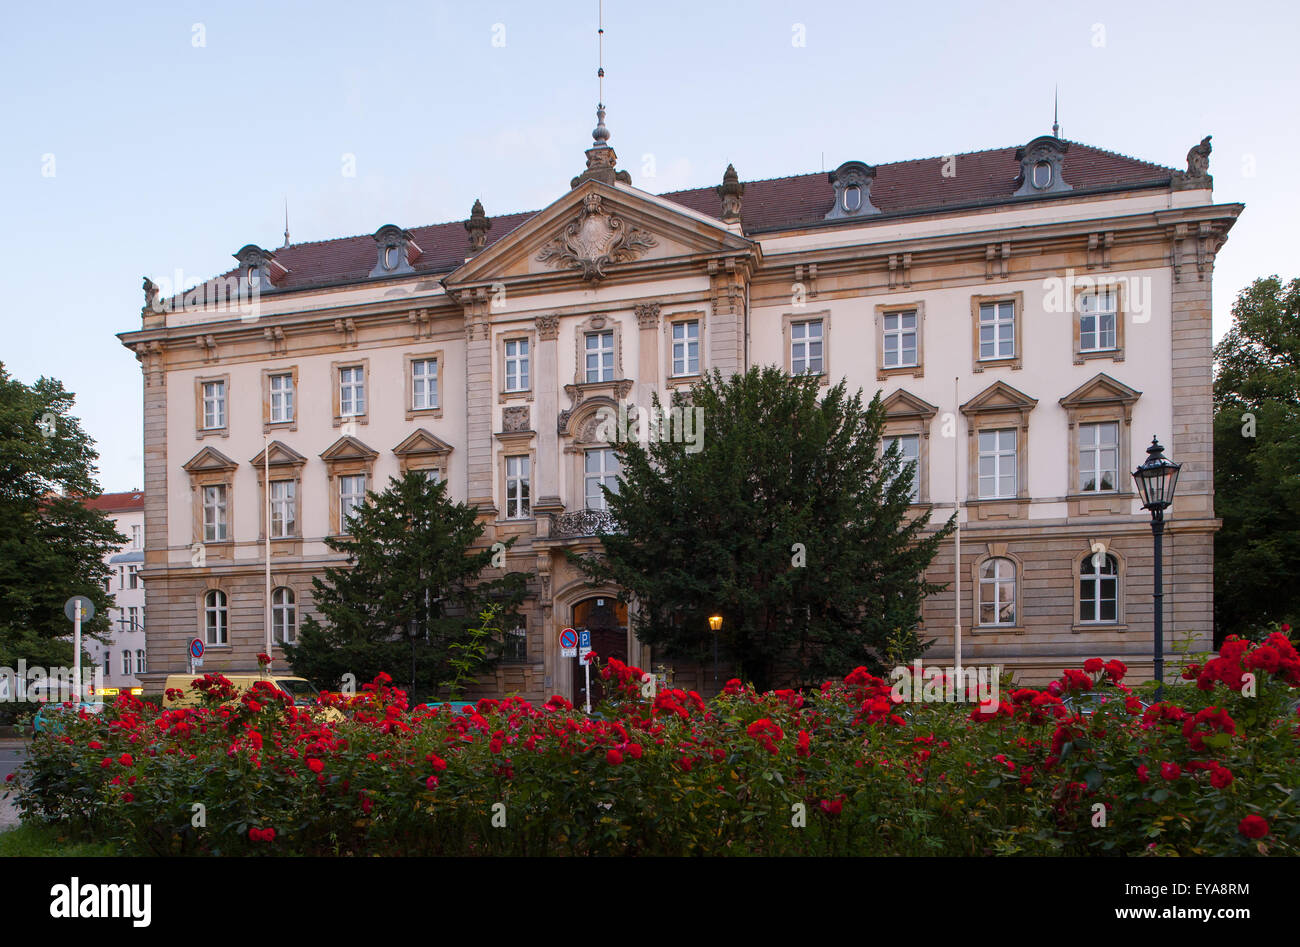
204;141;1173;294
81;491;144;513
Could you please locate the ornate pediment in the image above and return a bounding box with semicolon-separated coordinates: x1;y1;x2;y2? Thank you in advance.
881;389;939;421
249;440;307;469
182;446;238;472
393;429;454;457
960;380;1039;418
319;435;379;463
536;191;658;281
1059;373;1142;409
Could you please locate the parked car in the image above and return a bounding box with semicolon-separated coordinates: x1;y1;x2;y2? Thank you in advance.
1061;691;1147;716
163;672;342;721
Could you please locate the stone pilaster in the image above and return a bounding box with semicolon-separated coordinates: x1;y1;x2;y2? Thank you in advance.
534;315;562;512
634;303;660;405
463;289;495;513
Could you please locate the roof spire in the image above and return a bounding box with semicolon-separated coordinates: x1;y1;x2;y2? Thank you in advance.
594;0;608;145
571;0;629;188
1052;86;1060;139
282;196;290;248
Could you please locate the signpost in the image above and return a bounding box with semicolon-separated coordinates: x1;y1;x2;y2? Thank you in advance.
580;649;594;715
189;637;205;675
64;596;94;703
559;627;578;659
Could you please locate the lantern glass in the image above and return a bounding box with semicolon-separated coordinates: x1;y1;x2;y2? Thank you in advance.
708;614;723;632
1132;438;1181;511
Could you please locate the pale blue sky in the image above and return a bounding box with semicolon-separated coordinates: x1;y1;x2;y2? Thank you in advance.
2;0;1296;491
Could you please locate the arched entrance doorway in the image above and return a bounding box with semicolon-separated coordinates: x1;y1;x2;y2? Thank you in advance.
572;595;628;707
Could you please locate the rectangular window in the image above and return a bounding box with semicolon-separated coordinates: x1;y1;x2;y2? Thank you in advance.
131;525;142;549
411;358;439;410
671;321;700;376
883;434;920;501
790;319;824;375
127;565;139;590
103;652;111;677
202;484;228;541
202;381;226;430
882;311;918;368
423;469;442;485
269;372;294;423
339;475;366;526
505;455;530;519
1079;290;1118;352
584;448;621;511
585;331;615;383
270;479;296;537
127;606;139;629
977;430;1017;499
978;301;1015;361
503;626;527;663
1078;422;1119;493
136;650;146;675
122;650;131;675
339;366;366;417
504;339;530;392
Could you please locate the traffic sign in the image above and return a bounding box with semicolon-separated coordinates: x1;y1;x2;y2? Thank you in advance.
189;638;205;660
64;596;95;623
559;628;578;649
578;629;591;649
561;647;578;659
580;650;595;665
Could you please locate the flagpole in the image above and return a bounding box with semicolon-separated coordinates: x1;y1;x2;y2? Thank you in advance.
954;376;962;677
264;428;273;669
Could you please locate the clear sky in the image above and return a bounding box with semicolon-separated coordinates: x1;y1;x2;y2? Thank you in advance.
2;0;1296;492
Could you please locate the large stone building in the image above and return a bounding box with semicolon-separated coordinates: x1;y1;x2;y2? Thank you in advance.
120;114;1240;699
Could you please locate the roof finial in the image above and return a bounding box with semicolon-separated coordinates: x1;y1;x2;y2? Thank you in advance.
282;196;290;248
593;0;608;146
1052;86;1060;139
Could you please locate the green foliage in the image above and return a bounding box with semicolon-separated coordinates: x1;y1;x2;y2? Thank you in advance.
0;364;121;722
1213;276;1300;638
442;605;502;700
284;471;525;700
575;366;954;690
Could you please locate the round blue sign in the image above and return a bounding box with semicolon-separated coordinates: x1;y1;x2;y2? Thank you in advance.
189;638;205;659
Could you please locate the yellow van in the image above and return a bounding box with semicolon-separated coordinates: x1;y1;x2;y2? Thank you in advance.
163;672;343;721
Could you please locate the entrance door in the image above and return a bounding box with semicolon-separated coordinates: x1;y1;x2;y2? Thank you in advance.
572;596;628;708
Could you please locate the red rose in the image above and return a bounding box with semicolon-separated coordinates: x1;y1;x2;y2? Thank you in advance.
426;775;439;790
1136;764;1150;784
122;792;135;803
818;798;843;816
796;730;811;758
117;753;133;767
88;741;102;750
606;748;624;766
100;758;112;769
1160;762;1181;781
626;743;643;760
1210;766;1234;789
307;758;324;774
426;753;447;771
1238;815;1269;839
1083;658;1104;674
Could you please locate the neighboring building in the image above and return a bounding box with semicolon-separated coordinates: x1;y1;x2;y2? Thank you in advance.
81;490;147;693
119;112;1240;698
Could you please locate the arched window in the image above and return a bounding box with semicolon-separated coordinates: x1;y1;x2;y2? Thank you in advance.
1080;554;1119;624
205;590;228;645
272;587;296;645
978;557;1017;626
121;649;132;675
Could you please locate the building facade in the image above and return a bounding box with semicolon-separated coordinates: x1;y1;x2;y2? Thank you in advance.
120;118;1240;698
81;490;147;694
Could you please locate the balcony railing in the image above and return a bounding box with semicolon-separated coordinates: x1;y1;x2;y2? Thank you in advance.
549;509;619;539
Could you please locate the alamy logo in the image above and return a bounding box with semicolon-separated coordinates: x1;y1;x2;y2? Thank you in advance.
889;660;1000;706
49;878;151;928
0;662;103;703
593;400;705;454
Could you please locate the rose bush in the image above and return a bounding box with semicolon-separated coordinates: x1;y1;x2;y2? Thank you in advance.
4;634;1298;856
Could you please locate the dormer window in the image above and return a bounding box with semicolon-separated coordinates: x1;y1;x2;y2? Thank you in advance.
370;224;421;277
1014;136;1072;196
825;161;880;220
233;245;288;291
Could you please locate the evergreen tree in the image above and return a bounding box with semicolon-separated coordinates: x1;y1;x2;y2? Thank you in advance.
0;364;121;687
285;471;527;699
576;366;955;691
1213;275;1300;637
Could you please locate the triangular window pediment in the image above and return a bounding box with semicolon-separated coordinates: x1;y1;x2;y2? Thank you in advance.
249;441;307;469
1059;373;1142;409
960;380;1039;417
319;435;379;463
392;429;454;457
882;389;939;421
182;446;238;472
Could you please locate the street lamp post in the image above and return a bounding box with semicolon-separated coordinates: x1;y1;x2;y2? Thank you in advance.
708;614;723;690
1132;436;1182;699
